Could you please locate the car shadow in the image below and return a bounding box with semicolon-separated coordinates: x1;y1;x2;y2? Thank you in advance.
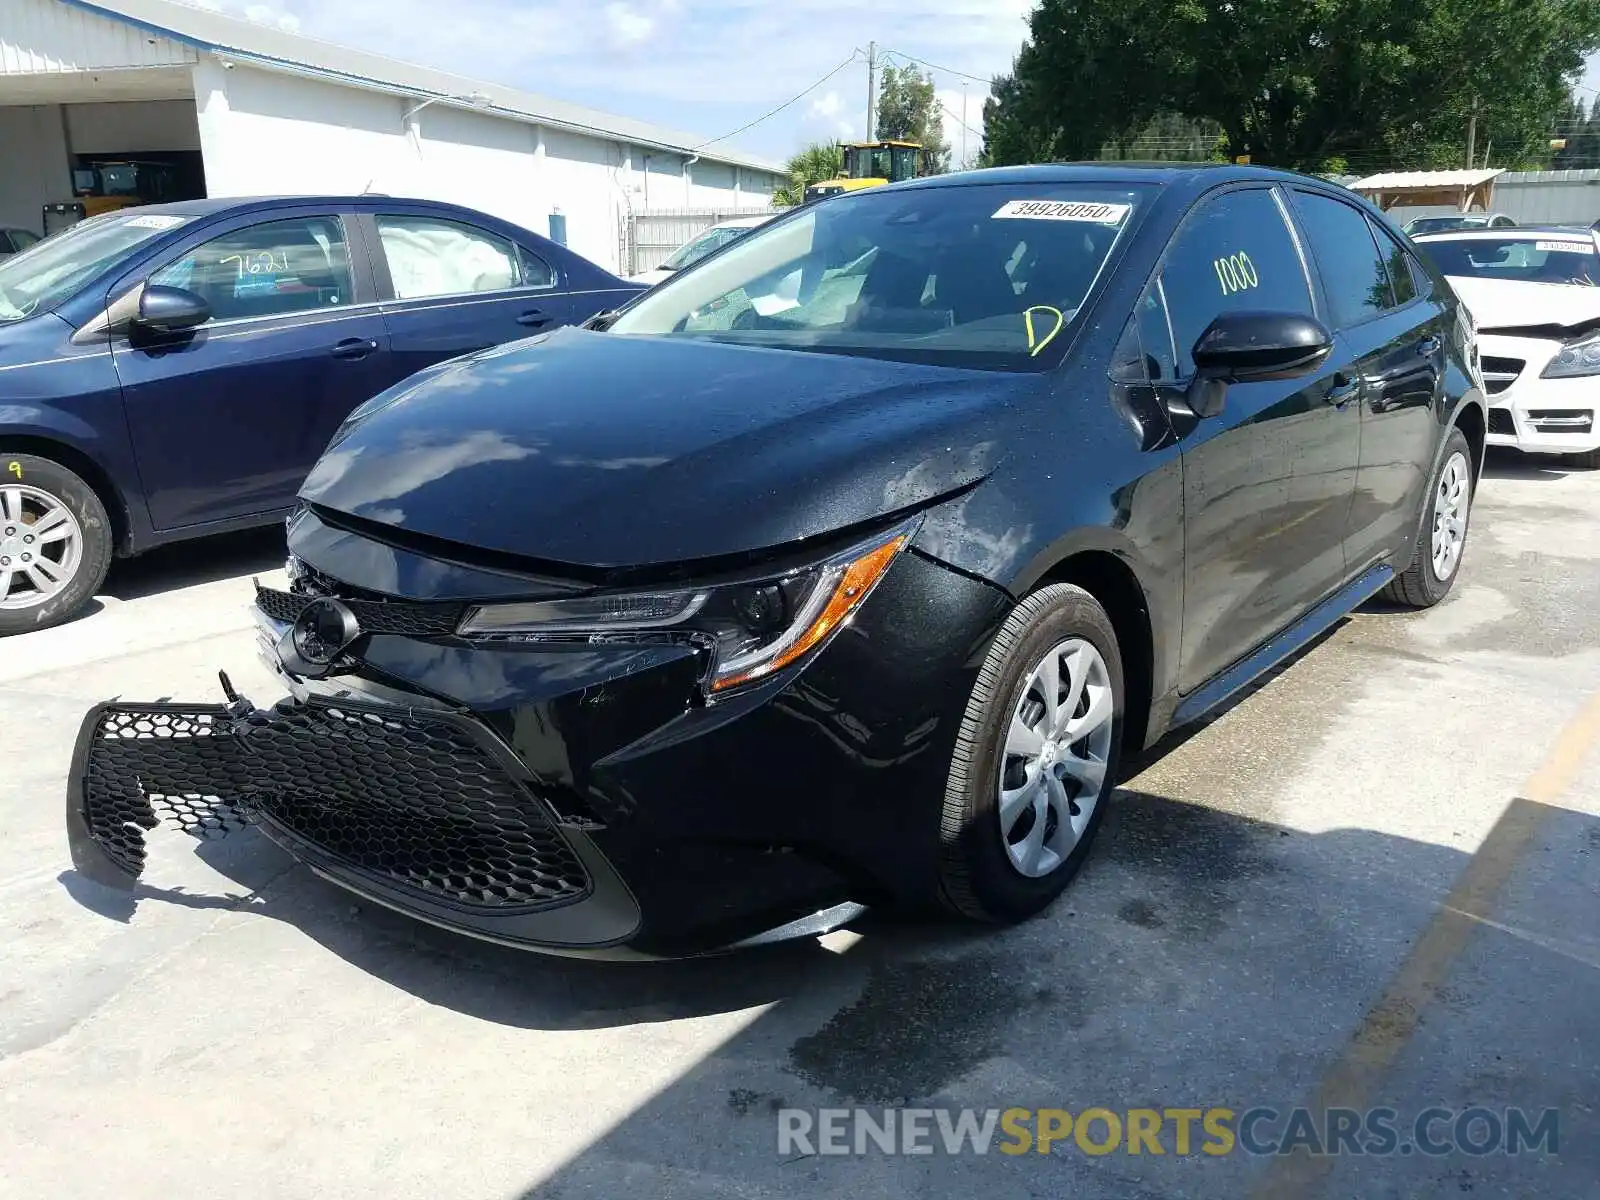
1480;445;1589;481
102;525;286;602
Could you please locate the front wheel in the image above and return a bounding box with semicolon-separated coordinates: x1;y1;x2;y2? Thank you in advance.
937;583;1124;924
1566;446;1600;469
0;453;113;635
1382;428;1474;609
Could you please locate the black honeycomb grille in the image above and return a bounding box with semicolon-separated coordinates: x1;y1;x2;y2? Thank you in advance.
78;700;591;910
80;706;248;878
254;584;467;638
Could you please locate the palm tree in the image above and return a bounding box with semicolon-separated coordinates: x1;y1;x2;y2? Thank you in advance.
774;142;843;207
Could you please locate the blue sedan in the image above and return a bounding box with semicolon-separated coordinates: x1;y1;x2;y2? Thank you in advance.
0;196;641;633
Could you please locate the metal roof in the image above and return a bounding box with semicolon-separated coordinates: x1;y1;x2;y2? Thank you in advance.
65;0;784;175
1351;168;1504;191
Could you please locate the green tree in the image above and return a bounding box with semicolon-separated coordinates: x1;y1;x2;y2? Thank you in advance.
876;64;952;173
773;142;843;207
1552;94;1600;169
983;0;1600;173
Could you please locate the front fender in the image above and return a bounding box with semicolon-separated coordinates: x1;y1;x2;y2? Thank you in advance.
913;459;1185;712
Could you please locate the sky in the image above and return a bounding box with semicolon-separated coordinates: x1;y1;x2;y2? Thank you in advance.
179;1;1600;169
180;0;1034;167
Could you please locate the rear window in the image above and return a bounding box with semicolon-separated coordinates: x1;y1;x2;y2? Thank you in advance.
1417;236;1599;286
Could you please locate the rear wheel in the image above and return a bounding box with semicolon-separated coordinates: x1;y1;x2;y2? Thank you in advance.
1382;428;1474;609
0;453;113;635
937;584;1124;924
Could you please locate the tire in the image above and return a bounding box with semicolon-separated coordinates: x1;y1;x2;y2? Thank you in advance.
0;452;113;636
1567;446;1600;469
937;583;1125;924
1382;428;1474;609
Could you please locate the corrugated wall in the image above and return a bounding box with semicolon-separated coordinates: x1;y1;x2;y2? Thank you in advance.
0;0;194;74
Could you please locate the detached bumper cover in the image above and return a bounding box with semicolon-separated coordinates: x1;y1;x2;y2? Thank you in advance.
66;692;599;914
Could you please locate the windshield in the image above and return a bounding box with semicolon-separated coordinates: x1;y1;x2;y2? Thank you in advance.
659;225;753;272
0;211;189;322
1418;235;1599;286
608;183;1150;369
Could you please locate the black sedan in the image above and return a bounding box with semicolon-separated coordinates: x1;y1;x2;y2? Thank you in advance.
67;164;1486;958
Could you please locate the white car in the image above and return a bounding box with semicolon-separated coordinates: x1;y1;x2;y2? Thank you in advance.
1403;212;1516;236
1414;227;1600;467
629;215;772;286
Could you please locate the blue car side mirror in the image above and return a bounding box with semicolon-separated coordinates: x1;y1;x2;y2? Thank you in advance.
136;285;211;333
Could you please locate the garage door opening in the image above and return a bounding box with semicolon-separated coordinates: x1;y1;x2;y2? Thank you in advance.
0;96;206;238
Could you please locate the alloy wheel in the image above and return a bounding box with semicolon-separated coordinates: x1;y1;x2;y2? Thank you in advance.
1430;451;1470;582
0;485;83;611
998;636;1116;879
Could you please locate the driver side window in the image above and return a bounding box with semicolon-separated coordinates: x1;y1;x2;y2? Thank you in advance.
150;216;353;323
1157;188;1315;377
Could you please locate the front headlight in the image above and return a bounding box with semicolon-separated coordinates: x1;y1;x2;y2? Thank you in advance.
457;517;919;695
1540;331;1600;379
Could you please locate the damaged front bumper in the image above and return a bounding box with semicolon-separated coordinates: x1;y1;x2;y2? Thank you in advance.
64;679;658;956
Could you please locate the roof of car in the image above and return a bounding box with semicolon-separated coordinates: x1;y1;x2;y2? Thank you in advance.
110;196;490;218
1412;225;1596;240
897;161;1337;194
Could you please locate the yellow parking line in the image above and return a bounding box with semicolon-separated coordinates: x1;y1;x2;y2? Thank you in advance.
1250;687;1600;1199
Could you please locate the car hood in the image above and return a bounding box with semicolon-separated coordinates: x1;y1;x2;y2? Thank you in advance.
628;268;672;286
299;326;1019;571
1447;276;1600;334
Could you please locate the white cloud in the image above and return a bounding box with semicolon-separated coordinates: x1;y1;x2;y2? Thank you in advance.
242;2;301;32
808;90;843;119
804;91;859;142
604;2;654;46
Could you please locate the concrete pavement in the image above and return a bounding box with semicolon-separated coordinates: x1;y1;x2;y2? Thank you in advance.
1;450;1596;1199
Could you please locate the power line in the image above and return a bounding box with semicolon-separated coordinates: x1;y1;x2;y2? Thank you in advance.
939;102;982;139
879;47;992;86
688;50;864;152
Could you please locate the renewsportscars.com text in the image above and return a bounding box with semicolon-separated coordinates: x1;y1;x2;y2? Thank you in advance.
777;1106;1560;1158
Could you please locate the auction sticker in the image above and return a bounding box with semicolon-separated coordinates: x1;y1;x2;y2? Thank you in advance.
993;199;1130;224
124;214;189;230
1535;240;1594;254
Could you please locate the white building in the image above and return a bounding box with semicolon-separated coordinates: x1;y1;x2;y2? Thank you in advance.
0;0;782;273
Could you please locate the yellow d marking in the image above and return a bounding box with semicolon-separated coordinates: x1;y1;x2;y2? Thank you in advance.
6;461;20;479
1023;306;1064;357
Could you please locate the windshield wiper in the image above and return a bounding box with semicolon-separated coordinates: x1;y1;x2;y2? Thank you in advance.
582;309;623;331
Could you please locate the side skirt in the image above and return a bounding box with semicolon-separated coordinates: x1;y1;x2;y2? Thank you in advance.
1172;563;1395;728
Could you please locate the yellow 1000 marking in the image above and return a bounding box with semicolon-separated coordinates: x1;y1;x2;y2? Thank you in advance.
1213;252;1259;296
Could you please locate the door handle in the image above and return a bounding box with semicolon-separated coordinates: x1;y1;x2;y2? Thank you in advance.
1415;335;1442;358
330;337;378;360
1324;372;1362;407
517;309;552;327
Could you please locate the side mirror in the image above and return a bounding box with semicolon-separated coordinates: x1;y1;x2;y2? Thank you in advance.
134;284;211;334
1185;311;1333;419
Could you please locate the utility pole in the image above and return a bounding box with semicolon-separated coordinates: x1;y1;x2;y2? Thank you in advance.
962;82;968;168
866;40;876;142
1466;96;1479;169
